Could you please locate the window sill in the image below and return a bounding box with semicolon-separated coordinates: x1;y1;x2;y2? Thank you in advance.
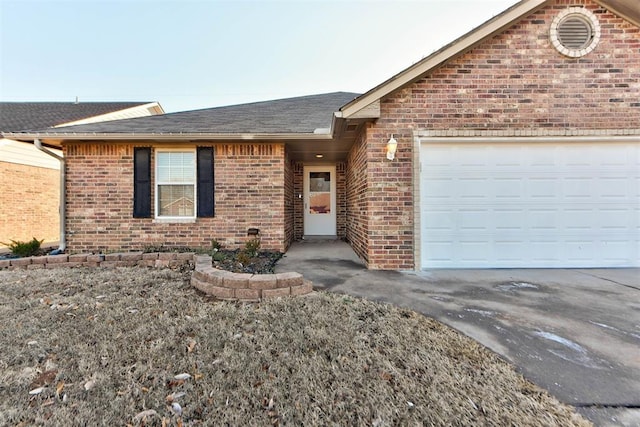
153;218;197;224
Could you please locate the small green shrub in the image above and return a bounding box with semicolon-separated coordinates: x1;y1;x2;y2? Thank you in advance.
2;237;44;258
211;239;222;251
212;251;228;262
236;251;252;266
244;238;261;258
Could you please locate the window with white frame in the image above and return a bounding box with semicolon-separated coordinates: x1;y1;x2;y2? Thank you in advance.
156;151;196;218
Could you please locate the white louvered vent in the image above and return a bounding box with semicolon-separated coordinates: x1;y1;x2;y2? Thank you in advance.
558;17;592;49
550;7;601;58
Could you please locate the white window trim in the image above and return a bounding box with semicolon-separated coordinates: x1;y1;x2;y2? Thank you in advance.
154;148;197;221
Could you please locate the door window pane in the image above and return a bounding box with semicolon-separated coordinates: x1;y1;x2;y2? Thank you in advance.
309;172;330;214
309;172;330;192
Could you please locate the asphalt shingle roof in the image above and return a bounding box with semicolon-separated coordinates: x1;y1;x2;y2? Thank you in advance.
25;92;360;135
0;102;153;132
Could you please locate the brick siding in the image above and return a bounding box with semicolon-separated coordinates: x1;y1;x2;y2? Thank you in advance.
64;142;288;253
358;0;640;269
284;153;295;248
336;162;347;239
0;162;60;244
345;129;369;265
292;162;304;240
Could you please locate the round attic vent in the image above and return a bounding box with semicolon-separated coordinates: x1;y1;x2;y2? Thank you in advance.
550;7;600;57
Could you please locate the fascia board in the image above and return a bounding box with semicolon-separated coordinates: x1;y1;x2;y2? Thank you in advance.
1;132;333;142
595;0;640;27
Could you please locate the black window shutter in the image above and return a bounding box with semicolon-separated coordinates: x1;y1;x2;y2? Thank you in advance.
133;147;151;218
197;147;215;217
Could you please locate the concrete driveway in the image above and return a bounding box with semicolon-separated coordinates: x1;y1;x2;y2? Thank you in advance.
276;241;640;427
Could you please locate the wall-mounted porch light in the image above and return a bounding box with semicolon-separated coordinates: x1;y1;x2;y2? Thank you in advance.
386;135;398;160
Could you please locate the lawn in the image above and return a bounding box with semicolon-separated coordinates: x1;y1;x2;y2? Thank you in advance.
0;267;590;426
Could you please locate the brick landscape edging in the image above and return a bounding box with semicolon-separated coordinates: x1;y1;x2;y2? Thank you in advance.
0;252;313;302
191;255;313;302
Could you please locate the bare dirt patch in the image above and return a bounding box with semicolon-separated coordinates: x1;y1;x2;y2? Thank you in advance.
0;268;590;426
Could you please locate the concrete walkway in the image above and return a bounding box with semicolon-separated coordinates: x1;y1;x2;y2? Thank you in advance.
276;240;640;427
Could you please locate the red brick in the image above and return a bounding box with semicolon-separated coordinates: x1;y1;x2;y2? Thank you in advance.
177;253;195;261
222;273;253;289
249;274;278;290
68;254;88;263
136;260;155;267
142;253;159;260
46;262;81;269
100;261;119;268
262;287;290;299
46;254;68;264
276;272;303;287
120;252;143;262
10;258;32;266
31;256;48;264
235;288;261;301
104;253;121;261
291;281;314;296
63;142;288;255
193;277;235;299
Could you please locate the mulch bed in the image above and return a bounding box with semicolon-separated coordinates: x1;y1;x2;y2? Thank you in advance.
211;249;283;274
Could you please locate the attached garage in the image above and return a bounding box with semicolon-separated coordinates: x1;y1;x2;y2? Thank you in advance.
417;136;640;269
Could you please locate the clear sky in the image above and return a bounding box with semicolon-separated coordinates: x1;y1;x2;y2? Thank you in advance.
1;0;517;113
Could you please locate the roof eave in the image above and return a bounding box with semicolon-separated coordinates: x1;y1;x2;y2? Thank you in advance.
596;0;640;27
340;0;549;118
1;131;333;144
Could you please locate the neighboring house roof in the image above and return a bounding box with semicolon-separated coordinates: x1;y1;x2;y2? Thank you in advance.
340;0;640;118
0;102;164;132
3;92;359;139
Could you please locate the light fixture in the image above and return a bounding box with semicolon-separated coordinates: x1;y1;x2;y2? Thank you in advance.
386;135;398;160
315;154;324;158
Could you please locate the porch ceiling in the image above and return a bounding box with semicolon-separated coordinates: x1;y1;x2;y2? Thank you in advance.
286;136;356;162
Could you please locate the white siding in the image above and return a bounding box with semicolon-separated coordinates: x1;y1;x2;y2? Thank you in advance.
0;139;61;169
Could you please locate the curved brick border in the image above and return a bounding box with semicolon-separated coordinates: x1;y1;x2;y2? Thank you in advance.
191;255;313;302
0;252;313;302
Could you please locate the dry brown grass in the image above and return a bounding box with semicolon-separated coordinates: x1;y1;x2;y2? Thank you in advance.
0;267;591;426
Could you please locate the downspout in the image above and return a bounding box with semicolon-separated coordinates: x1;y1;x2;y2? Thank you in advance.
34;139;66;253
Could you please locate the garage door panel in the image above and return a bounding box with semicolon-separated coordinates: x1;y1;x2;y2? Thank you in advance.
420;141;640;268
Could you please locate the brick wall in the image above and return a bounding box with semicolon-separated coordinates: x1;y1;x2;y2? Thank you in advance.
284;153;294;248
362;0;640;269
293;162;304;240
0;162;60;244
387;0;640;132
64;142;287;253
336;162;347;239
345;129;369;265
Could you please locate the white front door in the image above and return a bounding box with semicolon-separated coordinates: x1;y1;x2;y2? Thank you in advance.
303;166;336;236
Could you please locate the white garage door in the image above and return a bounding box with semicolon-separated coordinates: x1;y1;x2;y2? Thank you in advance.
420;141;640;268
